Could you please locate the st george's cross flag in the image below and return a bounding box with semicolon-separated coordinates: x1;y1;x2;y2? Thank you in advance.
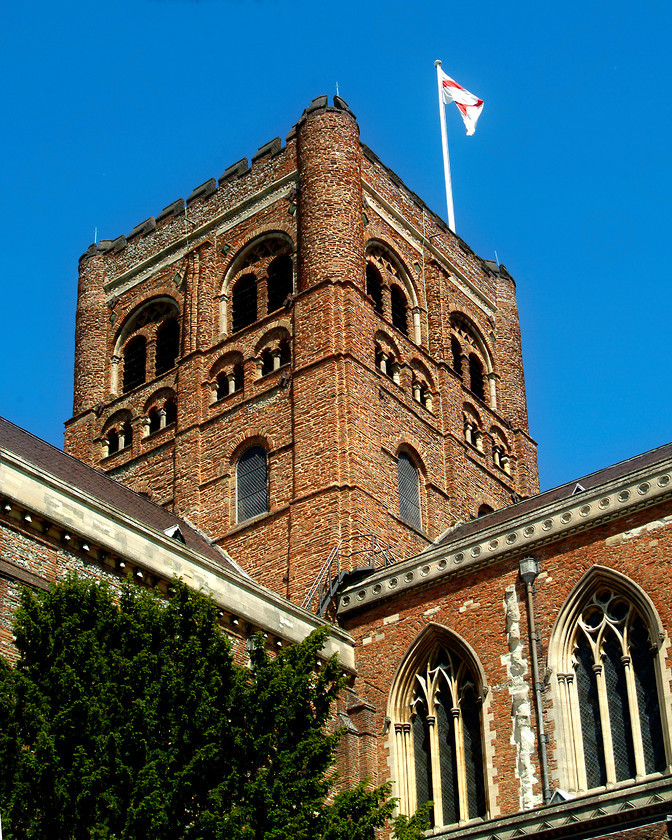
438;67;484;135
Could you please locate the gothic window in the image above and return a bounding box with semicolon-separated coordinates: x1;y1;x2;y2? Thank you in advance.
391;285;409;336
267;254;293;313
575;590;665;787
155;318;180;376
237;446;269;522
390;629;488;829
468;354;485;402
232;274;258;332
123;336;147;393
398;452;421;530
366;264;384;314
551;571;669;794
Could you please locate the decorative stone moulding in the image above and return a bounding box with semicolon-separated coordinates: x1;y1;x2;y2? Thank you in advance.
414;776;672;840
337;463;672;614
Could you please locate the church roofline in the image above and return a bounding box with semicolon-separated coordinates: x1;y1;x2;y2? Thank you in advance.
338;439;672;614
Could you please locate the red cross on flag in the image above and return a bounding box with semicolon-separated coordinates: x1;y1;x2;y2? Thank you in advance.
438;67;484;135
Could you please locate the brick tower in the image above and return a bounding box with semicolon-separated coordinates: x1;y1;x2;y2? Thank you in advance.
64;95;539;603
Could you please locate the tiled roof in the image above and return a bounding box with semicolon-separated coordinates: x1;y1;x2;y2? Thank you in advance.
436;441;672;546
0;416;237;573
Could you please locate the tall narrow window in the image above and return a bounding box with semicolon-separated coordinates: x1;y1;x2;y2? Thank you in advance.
123;336;147;393
468;354;485;402
155;318;180;375
552;575;668;794
397;453;421;530
232;274;258;332
393;633;488;829
237;446;269;522
391;285;409;335
366;264;384;314
573;589;665;787
267;255;293;313
451;336;463;378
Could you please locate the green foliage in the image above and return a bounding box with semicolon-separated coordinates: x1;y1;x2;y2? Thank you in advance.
0;578;429;840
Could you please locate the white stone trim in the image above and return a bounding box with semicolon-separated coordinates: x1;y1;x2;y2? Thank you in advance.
338;460;672;614
0;446;354;670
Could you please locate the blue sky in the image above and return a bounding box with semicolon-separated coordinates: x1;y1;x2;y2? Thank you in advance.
1;0;670;492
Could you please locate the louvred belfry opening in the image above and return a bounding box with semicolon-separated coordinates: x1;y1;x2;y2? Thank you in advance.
237;447;268;522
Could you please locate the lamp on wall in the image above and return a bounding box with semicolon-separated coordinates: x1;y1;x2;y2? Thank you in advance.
519;555;539;586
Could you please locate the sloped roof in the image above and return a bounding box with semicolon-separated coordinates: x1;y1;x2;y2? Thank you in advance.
436;440;672;546
0;416;236;573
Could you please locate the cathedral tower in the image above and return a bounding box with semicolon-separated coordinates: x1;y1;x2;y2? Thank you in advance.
65;96;538;602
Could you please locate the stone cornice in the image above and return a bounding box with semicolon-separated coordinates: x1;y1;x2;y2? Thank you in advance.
338;456;672;614
0;447;355;669
426;774;672;839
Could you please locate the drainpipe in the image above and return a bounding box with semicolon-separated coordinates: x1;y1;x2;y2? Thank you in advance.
519;555;552;804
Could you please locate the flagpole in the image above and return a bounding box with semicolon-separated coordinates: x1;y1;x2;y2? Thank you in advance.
434;59;456;233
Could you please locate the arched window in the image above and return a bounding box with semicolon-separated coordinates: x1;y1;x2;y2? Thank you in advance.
237;446;269;522
279;338;291;367
468;354;485;402
267;254;293;313
216;364;244;400
550;571;669;793
232;274;258;332
148;407;161;435
155;318;180;376
397;453;421;530
477;503;494;517
391;285;409;336
451;336;463;378
164;397;177;427
390;629;488;829
123;336;147;393
366;264;384;314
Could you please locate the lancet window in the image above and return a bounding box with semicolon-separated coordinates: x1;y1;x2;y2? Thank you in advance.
397;452;421;530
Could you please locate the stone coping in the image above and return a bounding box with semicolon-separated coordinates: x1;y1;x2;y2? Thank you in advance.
338;456;672;614
427;774;672;839
0;447;355;670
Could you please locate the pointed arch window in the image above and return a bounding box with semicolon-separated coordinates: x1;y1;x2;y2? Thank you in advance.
237;446;269;522
391;632;488;829
551;574;669;793
267;254;293;313
397;453;421;530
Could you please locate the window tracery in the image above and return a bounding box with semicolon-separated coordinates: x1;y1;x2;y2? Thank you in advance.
550;571;669;794
390;629;489;829
116;299;180;395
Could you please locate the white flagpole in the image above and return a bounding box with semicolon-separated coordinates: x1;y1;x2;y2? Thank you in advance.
434;59;456;233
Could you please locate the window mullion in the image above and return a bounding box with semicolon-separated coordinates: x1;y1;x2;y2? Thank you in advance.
560;673;584;792
403;723;415;814
427;716;444;826
594;660;617;784
622;654;646;777
454;707;469;823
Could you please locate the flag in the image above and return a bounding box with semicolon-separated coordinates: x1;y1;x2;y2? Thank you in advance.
438;68;483;136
